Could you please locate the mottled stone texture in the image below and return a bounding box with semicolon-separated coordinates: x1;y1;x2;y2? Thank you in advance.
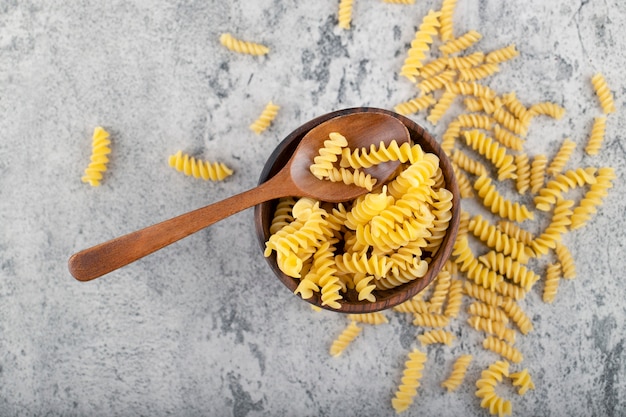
0;1;625;416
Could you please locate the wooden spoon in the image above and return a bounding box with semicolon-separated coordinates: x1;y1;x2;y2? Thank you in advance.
68;112;410;281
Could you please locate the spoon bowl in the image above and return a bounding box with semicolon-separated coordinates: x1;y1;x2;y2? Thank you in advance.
68;110;410;281
255;107;460;313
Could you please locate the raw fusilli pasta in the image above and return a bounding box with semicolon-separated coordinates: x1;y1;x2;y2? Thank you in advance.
249;101;280;134
309;132;348;179
443;279;464;318
529;154;547;194
439;30;482;55
394;94;436;116
168;150;234;181
542;263;561;304
547;139;576;176
474;175;534;223
347;312;389;325
329;321;362;356
510;368;535;395
399;10;442;82
457;63;500;82
219;33;269;56
591;73;616;114
438;0;458;42
81;126;111;187
528;101;566;120
441;354;472;392
337;0;353;29
482;336;523;363
417;329;455;345
391;349;427;413
427;90;457;125
464;130;517;180
447;52;485;69
485;44;519;64
478;250;539;291
585;116;607;156
467;316;515;344
468;302;509;324
468;215;532;263
554;242;576;279
514;153;531;194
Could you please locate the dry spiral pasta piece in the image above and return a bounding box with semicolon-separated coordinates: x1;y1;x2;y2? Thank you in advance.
469;215;533;263
427;269;451;313
417;329;455;346
452;235;503;291
493;124;525;151
585;116;607;156
451;162;474;198
570;167;615;229
81;126;111;187
542;263;561;304
451;149;488;176
483;336;523;363
468;302;509;324
531;199;574;257
438;0;457;41
309;132;349;179
447;81;497;101
464;130;517;181
168;150;234;181
345;187;393;229
492;106;528;137
496;281;526;301
219;33;269;56
529;154;547;194
399;10;442;82
337;0;353;29
478;251;539;291
447;51;485;69
439;30;482;55
547;139;576;176
468;316;515;344
514;153;531;194
501;92;531;126
270;197;296;235
501;297;533;334
510;368;535;395
464;96;501;114
427;89;457;125
443;279;464;318
394;94;436;116
456;113;495;130
554;242;576;279
441;354;472;392
341;140;425;169
424;188;453;254
474;176;534;223
458;63;500;82
347;312;388;325
464;281;504;308
391;349;427;413
412;312;450;328
249;101;280;134
418;57;450;79
528;101;566;120
479;391;513;417
591;73;616;114
497;220;534;246
335;252;390;279
329;321;362;357
533;167;597;211
351;273;376;302
485;43;519;64
475;361;512;417
393;298;430;314
326;167;376;191
417;70;457;94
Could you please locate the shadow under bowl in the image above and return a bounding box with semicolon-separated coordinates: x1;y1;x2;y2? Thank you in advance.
254;107;460;313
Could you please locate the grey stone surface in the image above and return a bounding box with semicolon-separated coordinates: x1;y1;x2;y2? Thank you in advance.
0;1;625;416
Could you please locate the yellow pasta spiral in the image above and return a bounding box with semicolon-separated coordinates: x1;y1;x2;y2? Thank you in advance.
270;197;296;235
570;167;615;229
469;214;532;263
464;281;504;307
168;150;234;181
439;30;482;55
458;63;500;82
441;354;472;392
447;51;484;69
329;321;362;357
456;113;495;130
309;132;349;179
501;297;533;334
347;312;388;325
417;329;455;345
528;101;566;120
447;81;497;101
81;126;111;187
351;273;376;302
453;235;503;291
591;72;616;114
391;349;427;413
393;298;430;314
335;252;390;279
438;0;458;41
337;0;353;29
493;124;525;151
478;250;539;291
501;91;531;126
533;167;597;211
249;101;280;134
412;312;450;328
443;279;464;318
492;106;528;137
418;57;449;79
399;10;442;82
496;280;526;301
345;187;393;229
529;154;547;194
464;130;517;181
219;33;269;56
532;199;574;256
479;391;513;417
547;139;576;176
451;149;488;176
585;116;607;156
497;220;534;246
468;301;509;324
341;141;425;169
514;153;531;194
485;43;519;64
425;188;453;254
427;89;457;125
483;336;523;363
554;242;576;279
326;167;376;191
474;176;534;223
394;94;436;115
417;70;457;94
468;316;515;344
542;263;561;304
510;368;535;395
427;269;451;313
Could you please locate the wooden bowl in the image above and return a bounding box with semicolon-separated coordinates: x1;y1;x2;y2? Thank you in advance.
254;107;460;313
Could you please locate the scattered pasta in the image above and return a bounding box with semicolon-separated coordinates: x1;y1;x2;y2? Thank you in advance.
168;151;233;181
249;101;280;134
591;73;616;114
219;32;269;56
81;126;111;187
391;349;427;413
329;321;362;357
441;354;472;391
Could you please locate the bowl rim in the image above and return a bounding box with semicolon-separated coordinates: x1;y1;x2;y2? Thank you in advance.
254;107;460;313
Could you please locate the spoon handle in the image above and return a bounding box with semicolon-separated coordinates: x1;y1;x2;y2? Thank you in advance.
68;174;290;281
